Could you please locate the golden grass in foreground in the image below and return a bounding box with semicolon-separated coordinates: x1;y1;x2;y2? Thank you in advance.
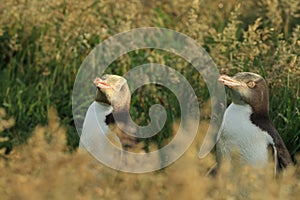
0;108;299;200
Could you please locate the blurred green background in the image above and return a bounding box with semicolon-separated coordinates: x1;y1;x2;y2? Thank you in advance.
0;0;299;158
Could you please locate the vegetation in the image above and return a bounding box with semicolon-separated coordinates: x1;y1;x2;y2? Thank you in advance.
1;107;300;199
0;0;299;198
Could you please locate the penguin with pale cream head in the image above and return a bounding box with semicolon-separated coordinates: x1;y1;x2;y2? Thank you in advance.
94;74;142;150
80;74;159;172
80;74;143;153
215;72;292;174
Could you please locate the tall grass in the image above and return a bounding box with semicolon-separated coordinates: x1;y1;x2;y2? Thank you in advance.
0;0;299;158
0;107;299;199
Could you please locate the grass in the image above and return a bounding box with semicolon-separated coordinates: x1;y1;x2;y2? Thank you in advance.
0;0;299;152
1;0;299;155
0;108;299;199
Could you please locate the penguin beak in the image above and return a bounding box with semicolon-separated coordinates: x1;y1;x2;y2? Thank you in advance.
218;75;243;88
94;77;111;89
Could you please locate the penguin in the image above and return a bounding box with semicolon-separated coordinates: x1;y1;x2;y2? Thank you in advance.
93;75;143;150
79;74;144;169
214;72;292;175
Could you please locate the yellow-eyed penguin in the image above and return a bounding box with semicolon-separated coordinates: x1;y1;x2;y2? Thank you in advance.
80;74;144;169
215;72;292;175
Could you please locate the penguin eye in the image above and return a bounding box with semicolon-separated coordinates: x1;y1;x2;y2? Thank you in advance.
247;81;256;88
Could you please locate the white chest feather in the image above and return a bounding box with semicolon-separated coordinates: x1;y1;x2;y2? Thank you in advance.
80;101;122;166
216;103;274;166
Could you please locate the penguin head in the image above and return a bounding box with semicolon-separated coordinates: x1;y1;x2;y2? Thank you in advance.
218;72;269;115
94;74;130;111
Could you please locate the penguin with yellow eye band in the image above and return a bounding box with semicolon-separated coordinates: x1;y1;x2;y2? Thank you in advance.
213;72;293;175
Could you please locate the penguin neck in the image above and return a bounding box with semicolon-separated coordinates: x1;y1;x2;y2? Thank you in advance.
105;103;131;124
228;102;270;124
251;103;269;119
250;105;272;134
227;103;252;118
231;100;269;119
